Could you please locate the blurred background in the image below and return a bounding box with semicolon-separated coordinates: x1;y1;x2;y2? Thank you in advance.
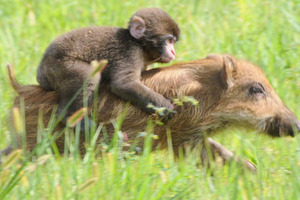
0;0;299;199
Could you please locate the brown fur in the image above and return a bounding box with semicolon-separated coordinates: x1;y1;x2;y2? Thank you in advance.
6;55;299;171
36;8;180;122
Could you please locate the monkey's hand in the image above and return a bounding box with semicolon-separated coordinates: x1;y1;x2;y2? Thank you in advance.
161;105;177;121
147;101;176;121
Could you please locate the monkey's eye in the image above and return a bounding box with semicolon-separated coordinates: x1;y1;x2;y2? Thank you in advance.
249;83;265;95
160;34;176;45
166;37;175;44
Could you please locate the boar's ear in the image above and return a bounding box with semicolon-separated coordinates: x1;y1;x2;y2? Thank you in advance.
220;55;237;88
206;54;223;62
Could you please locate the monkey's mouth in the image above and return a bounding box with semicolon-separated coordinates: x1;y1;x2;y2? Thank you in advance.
160;54;175;63
264;117;298;137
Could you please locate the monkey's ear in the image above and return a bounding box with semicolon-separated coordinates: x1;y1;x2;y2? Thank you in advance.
130;16;146;39
220;55;237;88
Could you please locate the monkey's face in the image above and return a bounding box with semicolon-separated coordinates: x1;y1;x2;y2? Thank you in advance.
128;8;180;64
158;34;177;63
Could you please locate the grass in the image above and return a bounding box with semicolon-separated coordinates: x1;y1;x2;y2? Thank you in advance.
0;0;299;199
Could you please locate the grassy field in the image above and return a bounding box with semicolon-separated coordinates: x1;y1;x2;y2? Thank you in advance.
0;0;299;199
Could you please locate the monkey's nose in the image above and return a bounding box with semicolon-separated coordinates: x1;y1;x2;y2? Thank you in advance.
171;49;175;56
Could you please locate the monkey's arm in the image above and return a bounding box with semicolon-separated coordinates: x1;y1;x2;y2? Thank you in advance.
110;64;172;113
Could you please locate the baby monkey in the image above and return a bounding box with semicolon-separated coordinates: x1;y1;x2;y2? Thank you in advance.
37;8;180;126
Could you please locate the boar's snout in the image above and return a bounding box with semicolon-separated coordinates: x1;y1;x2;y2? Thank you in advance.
265;115;300;137
296;121;300;133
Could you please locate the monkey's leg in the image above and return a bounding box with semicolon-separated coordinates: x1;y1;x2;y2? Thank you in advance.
56;60;101;129
37;65;53;90
206;138;257;172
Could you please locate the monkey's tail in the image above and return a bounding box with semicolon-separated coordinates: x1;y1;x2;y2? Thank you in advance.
6;64;23;93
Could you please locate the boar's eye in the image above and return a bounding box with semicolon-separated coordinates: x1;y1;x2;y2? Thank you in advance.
249;83;265;95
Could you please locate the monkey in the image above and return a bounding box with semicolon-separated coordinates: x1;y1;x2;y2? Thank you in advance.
36;8;180;127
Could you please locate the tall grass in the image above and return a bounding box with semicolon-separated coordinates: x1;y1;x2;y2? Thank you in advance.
0;0;299;199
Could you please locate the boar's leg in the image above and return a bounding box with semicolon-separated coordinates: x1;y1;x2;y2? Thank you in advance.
204;138;257;172
0;145;13;164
